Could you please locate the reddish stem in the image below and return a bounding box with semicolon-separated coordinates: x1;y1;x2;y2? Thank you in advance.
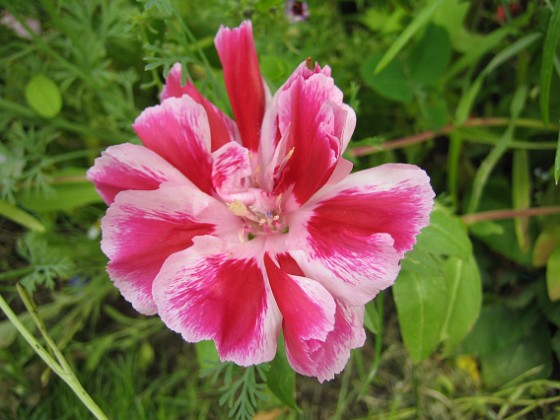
348;117;555;157
461;206;560;225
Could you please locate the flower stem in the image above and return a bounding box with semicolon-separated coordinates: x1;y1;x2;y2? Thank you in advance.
0;287;108;420
461;206;560;225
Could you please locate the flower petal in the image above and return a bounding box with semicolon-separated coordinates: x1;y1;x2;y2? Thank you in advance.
270;71;355;205
101;184;232;315
265;253;335;342
215;21;265;152
86;143;188;205
161;63;238;151
132;96;214;195
212;141;253;202
284;300;365;383
289;164;434;305
153;237;281;365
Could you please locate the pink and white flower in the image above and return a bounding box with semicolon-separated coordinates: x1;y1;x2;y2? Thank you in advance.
88;21;434;382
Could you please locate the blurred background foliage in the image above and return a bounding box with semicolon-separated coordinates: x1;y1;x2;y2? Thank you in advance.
1;0;560;418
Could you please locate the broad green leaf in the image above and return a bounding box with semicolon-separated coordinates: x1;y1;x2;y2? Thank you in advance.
394;269;447;363
547;246;560;302
460;304;540;356
0;200;45;232
400;247;442;276
407;24;451;84
364;299;383;335
361;6;405;34
17;168;102;212
195;340;220;370
512;150;531;251
423;91;449;130
432;0;483;52
414;207;472;260
361;54;413;102
266;336;298;410
480;325;551;388
555;125;560;185
533;228;560;267
552;331;560;362
25;74;62;118
374;0;447;74
540;0;560;126
440;256;482;354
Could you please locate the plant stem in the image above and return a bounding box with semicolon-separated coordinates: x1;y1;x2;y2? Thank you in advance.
359;292;384;396
461;206;560;225
348;117;558;157
0;289;109;420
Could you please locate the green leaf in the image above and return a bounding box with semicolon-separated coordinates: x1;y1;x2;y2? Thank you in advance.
455;33;540;124
547;246;560;302
444;9;531;80
17;168;103;212
480;325;552;388
361;54;413;103
374;0;447;74
533;227;560;267
512;150;531;251
361;6;405;34
555;125;560;185
460;304;540;356
440;256;482;354
195;340;220;371
432;0;483;53
400;247;442;276
266;336;298;410
17;234;75;292
24;74;63;119
364;300;382;334
414;207;472;260
423;92;449;130
394;269;447;363
0;200;45;232
540;0;560;126
407;24;451;84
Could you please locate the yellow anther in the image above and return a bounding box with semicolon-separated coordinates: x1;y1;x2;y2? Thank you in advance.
227;200;251;217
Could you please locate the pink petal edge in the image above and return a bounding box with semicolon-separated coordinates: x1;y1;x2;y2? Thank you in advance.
153;236;282;366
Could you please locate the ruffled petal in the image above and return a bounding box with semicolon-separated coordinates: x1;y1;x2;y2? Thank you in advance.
86;143;188;205
265;253;335;342
161;63;238;151
270;71;355;205
284;300;365;383
215;21;265;152
101;184;234;315
132;96;214;195
212;141;253;202
289;164;434;305
153;236;282;365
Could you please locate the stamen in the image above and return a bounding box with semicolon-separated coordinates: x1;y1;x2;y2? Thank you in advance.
227;200;251;217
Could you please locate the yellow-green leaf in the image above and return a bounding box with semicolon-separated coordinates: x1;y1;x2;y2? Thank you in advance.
0;200;45;232
547;246;560;302
25;74;62;118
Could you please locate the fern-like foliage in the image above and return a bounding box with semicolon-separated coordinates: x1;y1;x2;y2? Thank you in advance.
203;363;268;420
16;234;75;292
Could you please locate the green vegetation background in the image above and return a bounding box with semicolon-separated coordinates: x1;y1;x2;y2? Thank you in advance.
1;0;560;418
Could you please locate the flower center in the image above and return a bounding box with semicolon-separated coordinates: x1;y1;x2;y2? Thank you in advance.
226;193;287;240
